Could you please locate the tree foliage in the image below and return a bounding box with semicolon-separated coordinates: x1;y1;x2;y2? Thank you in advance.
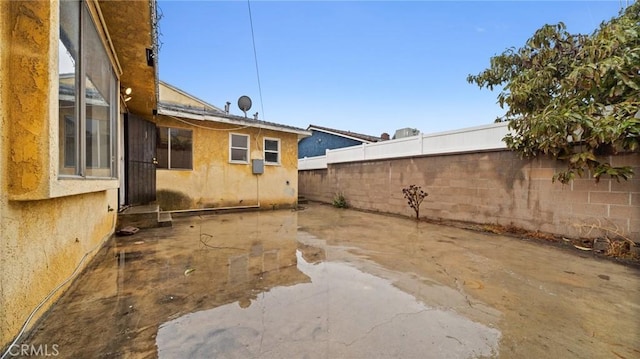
468;3;640;183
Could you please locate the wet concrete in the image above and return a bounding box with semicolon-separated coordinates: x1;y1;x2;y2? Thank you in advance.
11;203;640;358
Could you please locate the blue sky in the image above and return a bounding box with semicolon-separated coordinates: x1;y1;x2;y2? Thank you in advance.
158;1;626;136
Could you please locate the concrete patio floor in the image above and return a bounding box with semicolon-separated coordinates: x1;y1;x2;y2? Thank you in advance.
12;203;640;358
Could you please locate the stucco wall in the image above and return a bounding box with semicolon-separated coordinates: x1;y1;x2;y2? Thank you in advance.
299;151;640;242
298;130;364;158
155;115;300;211
158;83;218;111
1;1;118;350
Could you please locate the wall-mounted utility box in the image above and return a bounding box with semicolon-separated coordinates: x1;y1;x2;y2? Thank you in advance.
252;159;264;174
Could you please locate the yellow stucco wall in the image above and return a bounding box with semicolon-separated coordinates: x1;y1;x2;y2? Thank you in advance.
155;115;300;211
159;82;220;111
1;1;118;350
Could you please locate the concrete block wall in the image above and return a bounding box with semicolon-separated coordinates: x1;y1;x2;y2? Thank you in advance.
298;151;640;242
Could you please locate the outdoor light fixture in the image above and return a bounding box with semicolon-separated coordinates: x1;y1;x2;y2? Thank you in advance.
146;48;154;67
121;87;132;102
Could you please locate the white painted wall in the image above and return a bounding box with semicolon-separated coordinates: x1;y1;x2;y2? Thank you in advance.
298;155;329;171
299;122;510;170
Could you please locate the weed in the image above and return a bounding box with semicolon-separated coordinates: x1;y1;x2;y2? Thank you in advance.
402;185;428;220
332;192;348;208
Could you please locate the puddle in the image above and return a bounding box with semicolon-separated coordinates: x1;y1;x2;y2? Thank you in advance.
156;251;501;358
11;204;640;359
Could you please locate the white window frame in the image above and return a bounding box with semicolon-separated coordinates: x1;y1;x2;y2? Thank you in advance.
58;0;117;179
263;137;281;165
157;127;193;170
229;133;250;164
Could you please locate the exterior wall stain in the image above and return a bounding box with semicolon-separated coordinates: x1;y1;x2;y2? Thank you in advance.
0;1;120;350
157;189;194;211
155;115;300;211
1;189;118;349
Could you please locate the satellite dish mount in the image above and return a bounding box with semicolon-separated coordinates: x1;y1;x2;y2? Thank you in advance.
238;96;252;118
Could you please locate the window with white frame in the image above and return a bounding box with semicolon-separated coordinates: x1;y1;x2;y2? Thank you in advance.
156;127;193;170
230;133;249;163
264;138;280;165
58;0;117;178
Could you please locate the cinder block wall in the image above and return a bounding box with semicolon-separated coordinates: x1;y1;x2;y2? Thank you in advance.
298;151;640;242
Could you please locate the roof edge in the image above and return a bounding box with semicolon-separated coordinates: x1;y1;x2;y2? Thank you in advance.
158;104;311;137
307;125;381;143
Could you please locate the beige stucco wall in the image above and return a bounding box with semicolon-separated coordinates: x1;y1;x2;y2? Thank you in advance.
1;1;118;350
159;82;220;111
155;115;300;210
299;151;640;242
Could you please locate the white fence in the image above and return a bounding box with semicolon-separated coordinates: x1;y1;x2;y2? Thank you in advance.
298;122;510;170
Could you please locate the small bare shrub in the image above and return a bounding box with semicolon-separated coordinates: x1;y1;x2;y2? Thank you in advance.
402;185;428;220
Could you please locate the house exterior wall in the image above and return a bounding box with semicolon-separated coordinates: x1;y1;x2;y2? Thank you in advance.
1;1;120;350
158;83;218;111
155;115;300;211
298;130;364;158
299;151;640;242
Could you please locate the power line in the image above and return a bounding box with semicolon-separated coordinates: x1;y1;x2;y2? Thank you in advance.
247;0;265;120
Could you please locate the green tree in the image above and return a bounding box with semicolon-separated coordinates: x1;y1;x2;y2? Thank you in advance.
468;3;640;183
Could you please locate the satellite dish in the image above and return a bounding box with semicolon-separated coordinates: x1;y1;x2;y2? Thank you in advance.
238;95;252;117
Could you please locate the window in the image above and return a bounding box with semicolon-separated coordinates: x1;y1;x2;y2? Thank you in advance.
157;127;193;169
230;133;249;163
264;138;280;165
58;0;116;178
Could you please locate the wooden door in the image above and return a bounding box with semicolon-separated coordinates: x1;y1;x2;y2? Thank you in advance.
124;113;156;205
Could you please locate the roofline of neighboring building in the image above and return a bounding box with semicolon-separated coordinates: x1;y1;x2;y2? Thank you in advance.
157;103;311;138
307;124;381;143
159;80;224;113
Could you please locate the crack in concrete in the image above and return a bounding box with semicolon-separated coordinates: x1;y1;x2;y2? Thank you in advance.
258;292;266;357
454;276;475;308
446;335;463;345
431;256;475;308
336;308;435;347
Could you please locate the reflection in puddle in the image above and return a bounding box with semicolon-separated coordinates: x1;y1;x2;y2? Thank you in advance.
157;251;501;358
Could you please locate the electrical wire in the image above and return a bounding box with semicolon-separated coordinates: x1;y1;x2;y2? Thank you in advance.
165;115;268;155
166;114;253;132
247;0;265;120
1;215;116;359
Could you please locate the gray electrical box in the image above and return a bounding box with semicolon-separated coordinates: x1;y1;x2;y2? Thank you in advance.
252;159;264;174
